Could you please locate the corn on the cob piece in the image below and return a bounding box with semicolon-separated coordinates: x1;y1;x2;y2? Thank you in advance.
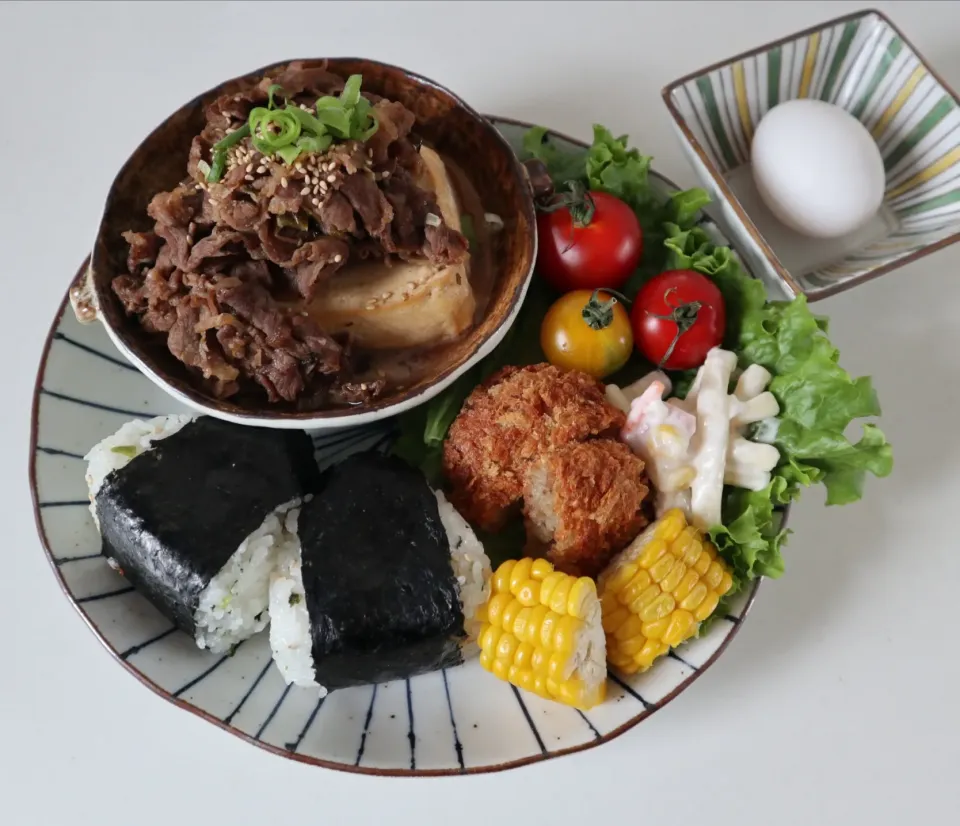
597;509;733;675
475;558;606;710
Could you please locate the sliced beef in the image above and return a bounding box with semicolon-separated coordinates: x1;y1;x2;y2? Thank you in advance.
424;223;470;266
122;231;161;273
288;237;350;299
185;228;244;271
315;192;357;235
339;173;394;240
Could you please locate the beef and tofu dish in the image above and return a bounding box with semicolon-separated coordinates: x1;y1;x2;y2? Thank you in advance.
112;62;496;411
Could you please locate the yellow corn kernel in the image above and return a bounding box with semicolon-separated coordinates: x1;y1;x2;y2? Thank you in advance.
694;553;712;576
641;592;676;623
600;589;620;617
491;658;509;680
479;624;502;653
511;606;533;640
619;569;654;607
539;571;566;607
485;592;512;627
672;569;701;602
614;613;645;641
496;631;519;662
659;559;687;593
547;651;568;681
500;597;522;633
649;551;676;583
694;589;721;622
521;605;549;645
639;538;669;569
602;605;630;635
548;576;574;614
654;508;686;543
681;583;708;611
492;560;516;595
508;558;534;594
676;528;703;566
662;610;696;647
515;580;540;607
530;558;554;581
539;610;560;648
608;650;636;670
479;649;494;671
604;561;639;596
640;616;671;640
507;664;520;683
513;641;534;669
703;560;726;590
552;615;582;653
616;634;651;656
567;578;595;618
628;584;662;616
718;571;734;596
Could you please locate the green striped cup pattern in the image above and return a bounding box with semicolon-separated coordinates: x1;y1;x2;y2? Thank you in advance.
668;11;960;292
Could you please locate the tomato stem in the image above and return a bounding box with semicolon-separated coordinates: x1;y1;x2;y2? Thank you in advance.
648;287;702;369
538;181;596;229
581;289;623;331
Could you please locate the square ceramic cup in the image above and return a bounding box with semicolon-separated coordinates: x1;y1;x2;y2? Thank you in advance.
662;8;960;300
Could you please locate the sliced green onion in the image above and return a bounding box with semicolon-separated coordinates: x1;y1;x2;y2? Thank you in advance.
315;106;352;138
275;145;301;164
356;113;379;141
286;104;328;136
296;133;333;153
266;83;286;110
249;108;301;153
315;95;340;110
211;122;251;153
340;74;362;107
110;445;138;457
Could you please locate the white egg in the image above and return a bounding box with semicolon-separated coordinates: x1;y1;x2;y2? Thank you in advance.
750;99;885;239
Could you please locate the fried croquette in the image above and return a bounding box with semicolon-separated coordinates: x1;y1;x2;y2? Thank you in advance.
523;439;650;578
442;364;626;532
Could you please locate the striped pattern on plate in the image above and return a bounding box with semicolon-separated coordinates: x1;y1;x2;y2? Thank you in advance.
665;10;960;295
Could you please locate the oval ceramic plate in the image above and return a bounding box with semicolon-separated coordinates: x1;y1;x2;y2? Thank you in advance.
31;118;760;775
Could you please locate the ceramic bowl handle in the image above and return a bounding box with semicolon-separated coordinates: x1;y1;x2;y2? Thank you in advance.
522;158;555;202
69;258;99;325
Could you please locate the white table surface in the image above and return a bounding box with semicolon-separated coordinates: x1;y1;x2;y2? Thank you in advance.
3;1;958;823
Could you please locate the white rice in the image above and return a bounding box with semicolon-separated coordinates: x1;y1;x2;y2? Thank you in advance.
84;414;193;526
84;414;298;655
267;490;492;689
195;500;300;654
267;507;326;692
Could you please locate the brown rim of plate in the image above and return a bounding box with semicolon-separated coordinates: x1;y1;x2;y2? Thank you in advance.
31;120;771;776
88;57;537;422
660;7;960;301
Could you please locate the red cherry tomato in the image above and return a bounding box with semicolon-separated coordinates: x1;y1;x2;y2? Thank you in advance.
536;189;643;292
631;270;726;370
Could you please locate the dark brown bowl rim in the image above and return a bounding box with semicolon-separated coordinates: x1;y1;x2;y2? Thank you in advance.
33;122;769;777
661;7;960;301
90;57;538;422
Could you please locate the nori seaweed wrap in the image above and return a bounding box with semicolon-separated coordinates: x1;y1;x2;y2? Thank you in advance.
267;451;491;693
88;415;320;652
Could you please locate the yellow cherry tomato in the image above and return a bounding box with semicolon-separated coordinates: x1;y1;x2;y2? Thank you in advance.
540;289;633;379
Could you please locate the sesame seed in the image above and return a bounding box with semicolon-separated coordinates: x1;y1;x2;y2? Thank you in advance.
406;282;416;291
312;198;320;206
319;181;328;192
365;301;377;310
245;163;253;173
295;163;304;172
300;186;311;195
281;177;288;188
381;170;390;178
380;291;392;300
303;175;311;184
326;174;336;183
334;254;343;263
244;174;254;181
256;166;267;174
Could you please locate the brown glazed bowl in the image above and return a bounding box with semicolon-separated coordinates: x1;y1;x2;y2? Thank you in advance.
73;58;537;430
